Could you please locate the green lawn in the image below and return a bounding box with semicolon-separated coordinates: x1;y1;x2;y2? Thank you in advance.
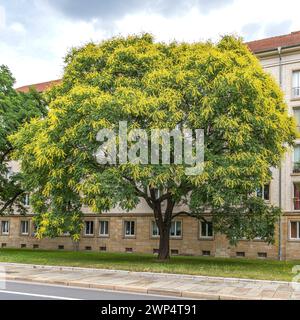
0;248;298;282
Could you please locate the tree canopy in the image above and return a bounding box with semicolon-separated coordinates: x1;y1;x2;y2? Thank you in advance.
0;65;47;214
11;34;296;259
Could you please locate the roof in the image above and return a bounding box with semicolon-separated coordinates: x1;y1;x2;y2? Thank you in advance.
16;79;61;93
246;31;300;53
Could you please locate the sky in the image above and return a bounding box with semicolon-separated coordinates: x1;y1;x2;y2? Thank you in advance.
0;0;300;87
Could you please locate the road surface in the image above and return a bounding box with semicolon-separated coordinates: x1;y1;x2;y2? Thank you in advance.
0;280;181;300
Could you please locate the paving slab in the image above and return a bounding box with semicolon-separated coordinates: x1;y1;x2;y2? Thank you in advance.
0;262;299;300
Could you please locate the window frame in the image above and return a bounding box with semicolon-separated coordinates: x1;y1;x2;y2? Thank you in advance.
99;220;109;237
23;194;30;207
294;107;300;132
151;221;160;238
124;220;136;238
292;70;300;98
84;221;94;236
1;221;9;235
293;183;300;211
20;220;29;235
199;221;214;239
256;184;270;201
170;220;182;238
289;221;300;240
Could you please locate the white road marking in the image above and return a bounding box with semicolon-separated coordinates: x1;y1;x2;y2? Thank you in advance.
0;289;82;300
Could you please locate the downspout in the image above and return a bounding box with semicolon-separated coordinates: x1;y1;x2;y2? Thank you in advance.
278;46;283;261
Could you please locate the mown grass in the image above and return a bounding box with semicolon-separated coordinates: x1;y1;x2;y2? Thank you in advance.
0;248;298;281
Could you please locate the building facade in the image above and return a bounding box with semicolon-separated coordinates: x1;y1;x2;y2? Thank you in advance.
4;31;300;260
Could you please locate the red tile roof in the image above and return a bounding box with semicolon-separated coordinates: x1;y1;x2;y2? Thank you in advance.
16;79;61;93
246;31;300;53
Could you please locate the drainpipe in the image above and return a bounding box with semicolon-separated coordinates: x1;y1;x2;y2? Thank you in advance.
278;46;283;261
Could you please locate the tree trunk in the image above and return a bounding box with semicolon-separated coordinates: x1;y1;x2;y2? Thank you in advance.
158;226;170;261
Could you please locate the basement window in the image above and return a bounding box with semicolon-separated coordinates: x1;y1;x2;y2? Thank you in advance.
99;246;107;252
21;244;26;249
85;246;92;251
258;252;267;258
202;250;211;256
153;248;159;254
1;243;6;248
236;251;245;257
171;249;179;255
58;245;64;250
33;244;39;249
125;247;133;253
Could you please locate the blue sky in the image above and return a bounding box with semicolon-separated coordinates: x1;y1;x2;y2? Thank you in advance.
0;0;299;87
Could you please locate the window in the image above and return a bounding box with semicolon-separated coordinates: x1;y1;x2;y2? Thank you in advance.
258;252;267;258
236;252;245;257
151;221;160;237
170;221;182;237
20;221;29;235
84;221;94;236
5;167;13;180
294;183;300;210
200;221;213;238
124;221;135;237
1;221;9;235
293;71;300;98
23;194;30;206
290;221;300;239
99;221;109;236
294;108;300;132
294;146;300;173
256;184;270;201
171;249;179;255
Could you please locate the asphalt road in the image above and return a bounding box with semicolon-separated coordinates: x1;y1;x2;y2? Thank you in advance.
0;280;180;300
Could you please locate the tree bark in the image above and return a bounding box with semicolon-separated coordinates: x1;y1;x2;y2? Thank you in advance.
158;225;170;260
156;197;175;261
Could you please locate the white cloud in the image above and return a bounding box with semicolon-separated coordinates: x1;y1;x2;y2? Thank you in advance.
2;0;300;87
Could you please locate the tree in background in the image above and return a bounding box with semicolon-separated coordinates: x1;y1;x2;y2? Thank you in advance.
0;65;47;215
12;35;296;260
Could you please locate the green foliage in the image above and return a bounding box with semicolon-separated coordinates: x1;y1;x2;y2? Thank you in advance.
11;34;296;245
0;65;47;214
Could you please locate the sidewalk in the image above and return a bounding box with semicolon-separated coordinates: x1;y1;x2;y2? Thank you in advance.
0;262;299;300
